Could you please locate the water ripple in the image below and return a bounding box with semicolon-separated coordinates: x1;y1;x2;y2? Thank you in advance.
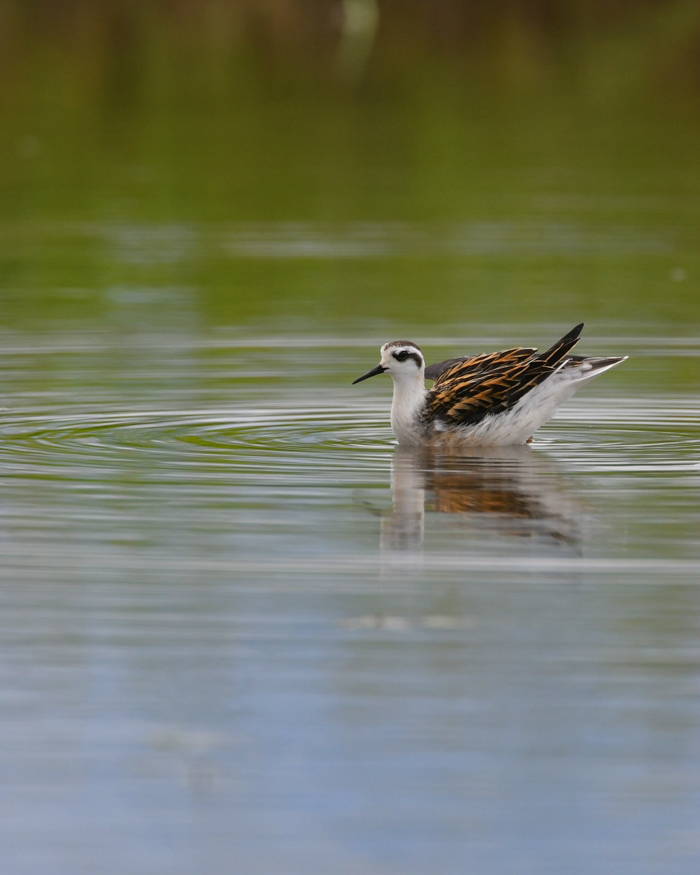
0;393;697;484
0;406;391;483
544;397;700;474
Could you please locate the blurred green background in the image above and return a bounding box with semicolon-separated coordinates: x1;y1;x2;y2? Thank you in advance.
1;0;699;333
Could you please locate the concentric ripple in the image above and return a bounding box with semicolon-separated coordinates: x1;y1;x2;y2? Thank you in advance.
0;404;394;484
0;393;697;488
544;396;700;474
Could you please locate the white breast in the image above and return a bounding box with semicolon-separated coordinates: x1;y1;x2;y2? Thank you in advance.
389;376;428;446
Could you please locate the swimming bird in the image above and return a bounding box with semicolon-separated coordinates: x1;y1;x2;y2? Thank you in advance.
353;323;626;446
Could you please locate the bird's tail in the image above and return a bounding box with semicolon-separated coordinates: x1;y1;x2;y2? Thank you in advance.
558;354;628;383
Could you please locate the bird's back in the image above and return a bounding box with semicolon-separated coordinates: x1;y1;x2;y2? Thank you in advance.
426;323;586;428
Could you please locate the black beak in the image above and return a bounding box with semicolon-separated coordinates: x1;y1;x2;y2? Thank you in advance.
352;364;387;384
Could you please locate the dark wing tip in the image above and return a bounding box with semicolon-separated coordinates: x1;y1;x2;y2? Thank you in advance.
537;323;586;367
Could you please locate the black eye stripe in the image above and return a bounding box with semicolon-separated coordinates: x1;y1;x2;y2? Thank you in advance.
392;350;422;366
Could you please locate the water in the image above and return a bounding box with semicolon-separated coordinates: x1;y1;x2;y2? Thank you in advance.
0;324;698;874
2;9;700;870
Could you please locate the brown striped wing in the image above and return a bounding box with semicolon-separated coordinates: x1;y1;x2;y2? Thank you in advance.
424;349;536;381
427;324;584;426
424;347;535;382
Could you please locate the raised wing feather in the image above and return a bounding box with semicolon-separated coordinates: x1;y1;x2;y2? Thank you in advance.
424;349;535;382
427;324;584;426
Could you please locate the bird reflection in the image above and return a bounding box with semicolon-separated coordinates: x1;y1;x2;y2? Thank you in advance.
381;445;583;554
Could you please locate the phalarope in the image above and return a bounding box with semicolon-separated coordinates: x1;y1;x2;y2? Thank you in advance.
353;323;626;446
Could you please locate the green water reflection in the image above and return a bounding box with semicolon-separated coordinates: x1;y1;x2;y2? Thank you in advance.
1;3;699;333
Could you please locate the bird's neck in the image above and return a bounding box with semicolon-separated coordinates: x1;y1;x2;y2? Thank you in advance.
390;372;428;445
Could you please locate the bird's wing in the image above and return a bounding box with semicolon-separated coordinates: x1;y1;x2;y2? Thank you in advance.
427;324;584;426
424;349;535;382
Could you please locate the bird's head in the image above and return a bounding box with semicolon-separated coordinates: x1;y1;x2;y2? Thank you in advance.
353;341;425;385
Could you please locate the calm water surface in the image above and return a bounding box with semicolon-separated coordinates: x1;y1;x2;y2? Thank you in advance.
0;322;698;874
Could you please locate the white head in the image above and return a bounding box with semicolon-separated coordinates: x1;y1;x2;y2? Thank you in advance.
353;341;425;385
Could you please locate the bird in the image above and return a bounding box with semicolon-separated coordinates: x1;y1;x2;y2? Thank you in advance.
352;323;627;447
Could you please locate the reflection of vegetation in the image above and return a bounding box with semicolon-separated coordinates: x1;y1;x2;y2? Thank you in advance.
0;1;699;330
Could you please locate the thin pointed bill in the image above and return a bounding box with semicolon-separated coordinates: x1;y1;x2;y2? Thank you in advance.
352;364;386;384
